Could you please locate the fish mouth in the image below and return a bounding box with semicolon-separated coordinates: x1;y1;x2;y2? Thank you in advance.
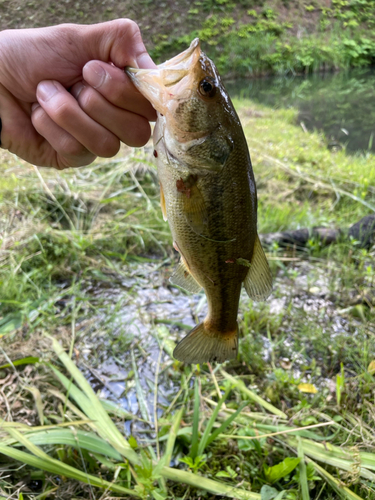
125;38;201;113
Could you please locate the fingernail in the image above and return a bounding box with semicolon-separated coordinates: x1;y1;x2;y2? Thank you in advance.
83;61;106;89
37;81;59;102
71;82;85;99
136;52;157;70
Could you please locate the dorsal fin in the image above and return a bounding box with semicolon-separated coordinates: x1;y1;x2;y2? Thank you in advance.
243;234;273;301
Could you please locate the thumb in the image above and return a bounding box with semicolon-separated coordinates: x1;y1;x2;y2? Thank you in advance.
79;19;157;70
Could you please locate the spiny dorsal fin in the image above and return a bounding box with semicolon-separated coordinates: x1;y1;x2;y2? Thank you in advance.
170;259;202;294
160;182;167;221
173;322;238;364
244;234;273;301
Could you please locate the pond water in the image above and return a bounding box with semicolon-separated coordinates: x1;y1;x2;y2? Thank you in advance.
227;68;375;154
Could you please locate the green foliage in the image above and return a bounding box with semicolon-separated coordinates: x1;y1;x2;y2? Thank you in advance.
264;457;301;484
179;454;207;472
149;0;375;77
336;363;345;406
1;86;375;499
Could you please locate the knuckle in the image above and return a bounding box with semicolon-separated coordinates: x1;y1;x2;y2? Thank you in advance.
105;83;124;104
114;19;142;45
31;105;48;128
51;99;72;123
98;135;120;158
78;87;96;111
57;152;96;170
119;19;140;37
59;136;87;159
125;120;151;147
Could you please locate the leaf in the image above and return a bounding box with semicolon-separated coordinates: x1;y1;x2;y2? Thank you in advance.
0;313;22;335
216;471;232;478
0;356;40;370
274;493;286;500
368;360;375;374
297;383;318;394
152;489;168;500
260;485;281;500
129;436;138;449
264;457;301;484
237;427;266;453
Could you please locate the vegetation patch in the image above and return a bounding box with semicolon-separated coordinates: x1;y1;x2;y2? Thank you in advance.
2;0;375;77
1;98;374;498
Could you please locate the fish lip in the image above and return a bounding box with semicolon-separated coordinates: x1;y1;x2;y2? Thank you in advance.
125;38;201;112
157;38;200;69
126;38;200;75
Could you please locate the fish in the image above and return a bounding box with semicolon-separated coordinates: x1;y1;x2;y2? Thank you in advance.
126;39;272;364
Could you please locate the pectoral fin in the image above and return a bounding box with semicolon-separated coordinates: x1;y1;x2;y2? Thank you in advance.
176;175;208;235
183;192;208;235
170;259;202;293
160;183;167;221
244;235;273;301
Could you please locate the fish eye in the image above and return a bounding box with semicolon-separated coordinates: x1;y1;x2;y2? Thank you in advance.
199;78;216;98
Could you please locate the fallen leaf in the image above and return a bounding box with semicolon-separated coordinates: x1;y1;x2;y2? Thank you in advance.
298;383;318;394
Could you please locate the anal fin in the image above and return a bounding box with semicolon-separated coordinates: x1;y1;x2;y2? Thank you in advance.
174;321;238;364
244;234;273;301
170;259;202;294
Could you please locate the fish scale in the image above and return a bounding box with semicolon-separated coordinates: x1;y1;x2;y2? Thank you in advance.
126;38;272;364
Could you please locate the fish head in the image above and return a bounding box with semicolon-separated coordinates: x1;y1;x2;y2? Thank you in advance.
126;39;240;170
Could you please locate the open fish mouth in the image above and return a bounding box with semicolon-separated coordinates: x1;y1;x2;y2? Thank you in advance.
125;38;201;112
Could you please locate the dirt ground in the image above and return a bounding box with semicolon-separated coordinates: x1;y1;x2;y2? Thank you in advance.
0;0;193;50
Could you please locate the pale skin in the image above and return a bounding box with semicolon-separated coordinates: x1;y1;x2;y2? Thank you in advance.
0;19;157;169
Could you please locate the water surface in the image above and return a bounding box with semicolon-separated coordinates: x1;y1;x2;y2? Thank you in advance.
227;68;375;153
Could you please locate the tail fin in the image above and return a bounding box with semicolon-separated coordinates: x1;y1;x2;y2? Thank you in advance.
173;322;238;364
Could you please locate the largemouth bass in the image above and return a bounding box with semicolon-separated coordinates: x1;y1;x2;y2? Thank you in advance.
126;39;272;364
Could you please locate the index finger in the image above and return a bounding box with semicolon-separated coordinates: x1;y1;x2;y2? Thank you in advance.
83;60;157;121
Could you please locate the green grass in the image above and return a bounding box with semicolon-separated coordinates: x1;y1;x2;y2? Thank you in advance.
0;99;374;499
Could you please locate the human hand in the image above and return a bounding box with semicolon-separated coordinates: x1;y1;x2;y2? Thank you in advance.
0;20;157;169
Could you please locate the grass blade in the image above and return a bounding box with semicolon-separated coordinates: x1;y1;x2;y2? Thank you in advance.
0;356;39;370
164;408;184;466
161;466;261;499
198;385;231;456
206;400;248;447
310;460;363;500
131;348;151;423
221;370;287;418
11;428;122;460
0;442;138;496
48;337;139;463
190;377;200;459
298;437;310;500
